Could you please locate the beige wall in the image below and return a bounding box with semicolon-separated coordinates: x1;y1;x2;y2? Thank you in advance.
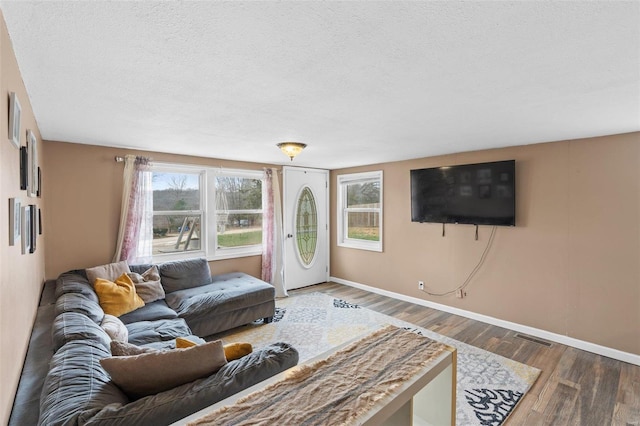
43;141;274;279
331;132;640;355
0;11;46;424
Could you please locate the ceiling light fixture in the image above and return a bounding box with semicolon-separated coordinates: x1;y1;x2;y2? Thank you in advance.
277;142;307;161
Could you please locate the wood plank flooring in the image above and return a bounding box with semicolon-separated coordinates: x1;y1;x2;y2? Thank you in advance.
289;282;640;426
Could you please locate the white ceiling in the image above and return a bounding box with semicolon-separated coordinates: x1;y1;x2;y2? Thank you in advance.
1;1;639;169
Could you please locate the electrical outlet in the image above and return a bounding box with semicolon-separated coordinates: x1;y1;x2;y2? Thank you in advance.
418;281;424;290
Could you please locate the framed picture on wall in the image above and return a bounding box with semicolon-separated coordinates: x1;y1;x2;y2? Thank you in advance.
9;198;21;246
8;92;21;149
20;147;28;190
30;204;36;253
37;167;42;197
21;205;31;254
27;130;38;197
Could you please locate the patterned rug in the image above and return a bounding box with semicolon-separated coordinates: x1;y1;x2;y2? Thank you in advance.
212;292;540;426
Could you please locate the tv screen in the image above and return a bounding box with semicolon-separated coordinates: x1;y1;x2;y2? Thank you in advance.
411;160;515;226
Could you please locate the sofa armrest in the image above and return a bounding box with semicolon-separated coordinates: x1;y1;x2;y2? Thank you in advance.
82;342;299;425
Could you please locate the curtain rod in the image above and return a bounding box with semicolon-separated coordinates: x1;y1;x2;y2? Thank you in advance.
114;156;280;172
114;155;154;162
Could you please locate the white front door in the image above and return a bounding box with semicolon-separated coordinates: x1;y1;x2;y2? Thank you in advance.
283;167;329;290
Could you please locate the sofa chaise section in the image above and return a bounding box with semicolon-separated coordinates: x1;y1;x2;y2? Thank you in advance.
165;272;276;336
131;258;275;336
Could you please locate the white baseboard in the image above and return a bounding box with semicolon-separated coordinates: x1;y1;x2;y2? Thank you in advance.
329;276;640;367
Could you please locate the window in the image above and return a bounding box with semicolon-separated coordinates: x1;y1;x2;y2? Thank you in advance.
296;187;318;266
337;171;383;252
152;167;204;257
151;164;263;261
213;172;263;258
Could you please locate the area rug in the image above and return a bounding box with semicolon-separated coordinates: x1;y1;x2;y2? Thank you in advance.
212;292;540;426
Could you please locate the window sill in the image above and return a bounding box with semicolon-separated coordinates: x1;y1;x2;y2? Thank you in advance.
152;247;262;263
207;248;262;261
337;241;383;252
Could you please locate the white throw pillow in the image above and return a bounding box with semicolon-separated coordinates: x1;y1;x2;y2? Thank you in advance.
101;314;129;342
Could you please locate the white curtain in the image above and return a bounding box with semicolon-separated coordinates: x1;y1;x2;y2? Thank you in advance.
113;155;153;264
262;168;287;297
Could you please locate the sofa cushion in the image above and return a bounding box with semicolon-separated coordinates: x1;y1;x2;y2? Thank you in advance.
101;314;129;342
126;318;192;346
94;274;145;317
118;300;178;324
82;342;299;425
52;312;111;352
86;260;131;284
55;270;98;302
100;340;227;399
39;340;129;426
158;258;212;294
165;273;274;322
128;265;165;303
55;292;104;325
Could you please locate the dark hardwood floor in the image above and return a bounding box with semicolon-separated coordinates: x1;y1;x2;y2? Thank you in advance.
289;282;640;426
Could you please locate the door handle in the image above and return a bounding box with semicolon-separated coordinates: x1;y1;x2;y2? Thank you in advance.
287;234;293;238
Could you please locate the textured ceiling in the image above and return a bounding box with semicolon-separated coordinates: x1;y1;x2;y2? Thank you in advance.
1;1;639;169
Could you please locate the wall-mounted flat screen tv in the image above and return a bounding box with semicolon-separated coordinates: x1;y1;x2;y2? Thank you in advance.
411;160;515;226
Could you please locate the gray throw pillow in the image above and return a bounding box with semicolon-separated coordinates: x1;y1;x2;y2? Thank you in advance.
86;261;131;285
101;340;227;399
128;265;165;303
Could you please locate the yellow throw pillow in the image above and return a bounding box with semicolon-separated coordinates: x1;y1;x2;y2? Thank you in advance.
175;337;197;349
94;273;145;317
223;342;253;361
175;338;253;361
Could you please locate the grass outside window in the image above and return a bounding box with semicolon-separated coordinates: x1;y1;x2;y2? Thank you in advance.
218;229;262;248
347;227;380;241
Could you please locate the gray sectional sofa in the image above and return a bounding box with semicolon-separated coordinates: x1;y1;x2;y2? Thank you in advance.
10;258;299;426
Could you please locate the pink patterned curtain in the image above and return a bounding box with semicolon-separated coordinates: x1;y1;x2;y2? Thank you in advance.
113;155;153;264
262;168;287;297
261;169;275;281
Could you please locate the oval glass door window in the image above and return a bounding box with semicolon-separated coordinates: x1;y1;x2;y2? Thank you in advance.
296;187;318;266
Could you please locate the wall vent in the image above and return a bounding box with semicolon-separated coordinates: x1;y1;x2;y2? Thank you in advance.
515;333;552;347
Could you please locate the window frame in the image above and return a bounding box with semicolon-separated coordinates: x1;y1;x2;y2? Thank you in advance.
150;163;263;263
337;170;383;252
151;163;207;262
207;168;264;260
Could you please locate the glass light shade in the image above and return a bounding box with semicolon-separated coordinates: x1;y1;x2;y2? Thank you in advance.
277;142;307;161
